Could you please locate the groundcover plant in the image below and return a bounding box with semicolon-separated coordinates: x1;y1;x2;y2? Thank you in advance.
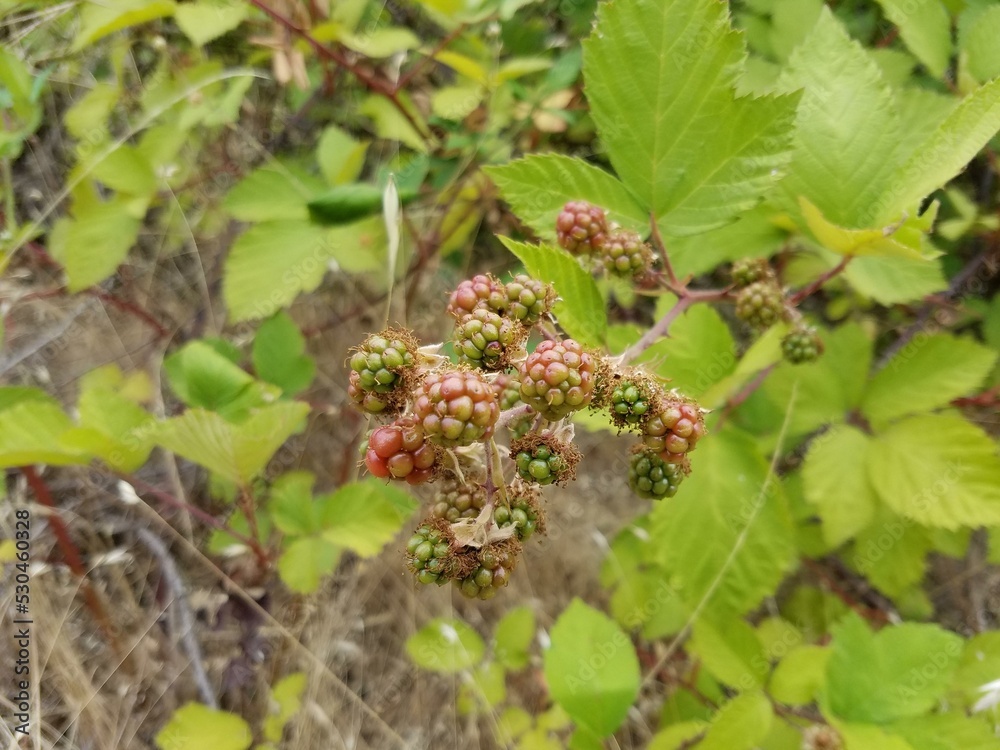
1;0;1000;747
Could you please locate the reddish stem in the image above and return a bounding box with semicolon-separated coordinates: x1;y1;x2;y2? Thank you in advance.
788;256;852;306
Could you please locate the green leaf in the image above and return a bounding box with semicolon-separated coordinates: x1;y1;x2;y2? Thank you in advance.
73;0;177;52
277;536;340;594
269;471;320;536
890;712;1000;750
318;480;417;557
861;335;997;428
165;341;278;421
651;430;796;618
499;237;606;347
484;155;648;241
48;201;141;292
875;0;952;77
688;617;768;690
154;702;252;750
263;672;307;743
174;0;247;45
960;6;1000;85
543;599;640;737
825;612;963;724
359;93;428;152
769;645;829;706
458;662;506;714
844;255;946;305
494;606;535;670
648;721;710;750
316;125;368;185
868;414;1000;529
776;8;901;229
91;145;157;196
252;312;315;397
877;77;1000;224
155;403;309;484
223;164;323;222
406;618;485;674
667;204;788;279
583;0;798;235
223;220;330;322
802;425;878;546
833;722;916;750
951;631;1000;709
342;27;420;58
698;691;773;750
0;400;89;467
850;507;932;598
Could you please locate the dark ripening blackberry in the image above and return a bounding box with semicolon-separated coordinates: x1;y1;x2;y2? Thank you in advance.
347;329;416;414
628;449;689;500
413;369;499;447
642;397;707;463
364;415;438;485
503;275;555;325
735;281;785;330
781;323;824;365
453;308;524;371
511;432;581;486
731;257;774;287
447;274;507;319
556;200;609;255
601;229;654;278
406;522;458;585
518;339;595;421
455;540;520;600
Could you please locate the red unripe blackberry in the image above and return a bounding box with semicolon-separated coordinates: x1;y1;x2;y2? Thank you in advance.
781;323;824;365
518;339;595;420
364;416;437;484
502;274;555;324
556;200;609;255
642;397;707;463
731;257;774;287
453;308;523;370
628;449;689;499
600;229;654;277
735;281;785;330
413;369;499;447
447;274;507;319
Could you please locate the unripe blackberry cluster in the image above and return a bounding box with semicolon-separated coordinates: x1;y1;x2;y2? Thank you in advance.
601;229;654;278
731;257;774;287
511;432;581;486
519;339;595;420
628;449;689;499
364;416;438;485
349;205;711;601
348;330;417;414
413;370;499;447
642;397;707;463
782;322;824;365
735;280;786;330
557;200;609;254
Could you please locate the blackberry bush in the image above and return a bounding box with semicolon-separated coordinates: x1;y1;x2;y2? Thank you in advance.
735;280;786;330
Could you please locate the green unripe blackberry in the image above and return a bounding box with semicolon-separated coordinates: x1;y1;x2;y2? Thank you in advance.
601;229;654;278
494;487;544;541
518;339;595;420
731;257;773;287
455;541;519;600
735;281;785;330
609;378;657;429
628;449;689;500
492;373;522;411
511;433;580;486
347;329;417;414
556;200;608;255
781;323;823;365
430;479;486;523
453;308;523;370
406;523;457;585
503;274;555;325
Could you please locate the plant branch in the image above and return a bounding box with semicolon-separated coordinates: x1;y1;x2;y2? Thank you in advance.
395;23;467;90
715;362;777;428
247;0;432;141
787;256;852;306
648;214;681;291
